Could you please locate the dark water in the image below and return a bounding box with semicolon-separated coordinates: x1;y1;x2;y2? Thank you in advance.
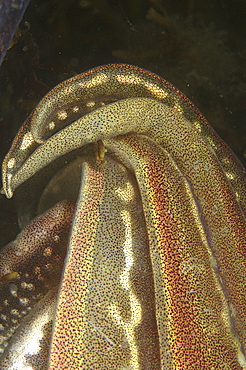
0;0;30;65
0;0;245;247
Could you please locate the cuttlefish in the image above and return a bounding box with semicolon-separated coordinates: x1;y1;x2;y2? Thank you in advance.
1;64;246;369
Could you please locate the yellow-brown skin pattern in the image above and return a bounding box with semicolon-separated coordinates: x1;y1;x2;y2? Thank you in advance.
49;158;161;369
1;64;246;369
108;134;245;368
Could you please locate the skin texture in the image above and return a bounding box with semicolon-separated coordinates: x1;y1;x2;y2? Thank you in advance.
49;157;161;369
0;289;57;370
0;201;74;366
1;64;246;369
2;64;246;205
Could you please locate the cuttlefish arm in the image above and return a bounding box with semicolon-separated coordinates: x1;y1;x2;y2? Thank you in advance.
107;134;246;368
48;156;161;369
3;63;200;184
2;65;246;206
28;63;208;143
0;201;74;364
2;97;246;212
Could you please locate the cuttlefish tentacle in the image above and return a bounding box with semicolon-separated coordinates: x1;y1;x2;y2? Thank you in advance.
48;157;161;369
3;97;246;214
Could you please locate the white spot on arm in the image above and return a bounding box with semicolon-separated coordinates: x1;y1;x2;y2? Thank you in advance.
19;132;34;151
7;158;16;169
48;121;56;130
86;101;96;108
72;106;79;112
57;110;68;120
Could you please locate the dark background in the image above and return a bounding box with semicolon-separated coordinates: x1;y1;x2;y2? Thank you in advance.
0;0;245;247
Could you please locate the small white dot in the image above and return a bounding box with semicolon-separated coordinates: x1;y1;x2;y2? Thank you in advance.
7;158;16;169
19;297;29;306
57;110;68;120
10;309;20;316
48;121;56;130
86;101;96;108
53;234;60;242
9;284;18;297
73;106;79;112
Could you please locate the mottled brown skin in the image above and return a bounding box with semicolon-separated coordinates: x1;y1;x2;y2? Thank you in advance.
0;202;74;360
1;64;246;369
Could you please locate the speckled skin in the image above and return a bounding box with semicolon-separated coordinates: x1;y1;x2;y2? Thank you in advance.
49;157;161;369
0;289;57;370
0;201;74;366
107;134;246;368
1;64;246;369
